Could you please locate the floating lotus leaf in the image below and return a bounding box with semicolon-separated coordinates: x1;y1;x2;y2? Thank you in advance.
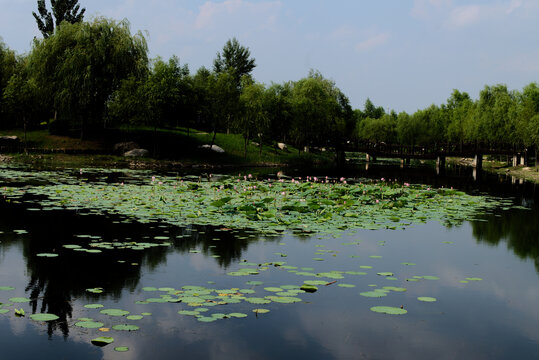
142;287;158;291
465;277;483;281
112;324;139;331
338;284;356;288
300;285;318;293
30;313;59;321
266;296;302;303
228;313;248;318
84;304;104;309
377;272;394;277
370;306;407;315
75;321;104;329
86;288;104;294
360;291;387;298
9;297;30;303
114;347;129;352
91;337;114;346
197;316;217;322
253;309;270;314
0;286;15;291
0;309;9;314
100;309;129;316
126;315;144;320
418;297;437;302
36;253;59;258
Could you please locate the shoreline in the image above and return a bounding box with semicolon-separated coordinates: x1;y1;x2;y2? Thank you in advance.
451;157;539;184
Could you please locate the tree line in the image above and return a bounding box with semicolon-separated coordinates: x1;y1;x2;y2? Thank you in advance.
0;0;538;160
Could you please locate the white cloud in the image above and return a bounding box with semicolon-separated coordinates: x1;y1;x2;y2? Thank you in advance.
355;32;390;52
446;5;481;27
506;0;523;14
195;0;281;31
411;0;453;20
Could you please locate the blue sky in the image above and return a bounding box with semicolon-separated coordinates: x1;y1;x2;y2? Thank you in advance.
1;0;537;112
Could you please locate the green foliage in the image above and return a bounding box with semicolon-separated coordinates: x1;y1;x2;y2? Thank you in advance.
27;17;148;136
289;70;353;156
213;38;256;88
33;0;86;39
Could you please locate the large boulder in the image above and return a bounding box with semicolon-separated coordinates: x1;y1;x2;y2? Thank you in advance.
124;148;150;157
114;141;139;155
0;136;20;151
199;144;225;153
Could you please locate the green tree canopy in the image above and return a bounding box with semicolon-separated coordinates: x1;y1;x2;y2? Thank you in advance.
213;38;256;88
33;0;86;38
27;17;148;137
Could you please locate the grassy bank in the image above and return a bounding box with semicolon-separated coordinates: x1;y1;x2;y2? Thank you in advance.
0;127;334;169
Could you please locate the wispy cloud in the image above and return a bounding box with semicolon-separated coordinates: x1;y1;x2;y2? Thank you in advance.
195;0;281;31
446;5;481;27
355;32;390;52
410;0;453;20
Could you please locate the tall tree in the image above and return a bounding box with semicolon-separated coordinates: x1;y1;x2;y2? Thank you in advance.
33;0;85;38
213;38;256;88
27;17;148;138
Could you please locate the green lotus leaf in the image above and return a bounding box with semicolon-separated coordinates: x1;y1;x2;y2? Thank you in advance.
418;297;437;302
370;306;407;315
36;253;59;258
75;321;104;329
100;308;129;316
30;313;59;321
112;324;139;331
91;337;114;346
9;297;30;303
253;309;270;314
84;304;104;309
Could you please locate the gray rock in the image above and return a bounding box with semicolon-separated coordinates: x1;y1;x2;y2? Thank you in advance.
199;144;225;153
124;149;150;157
114;141;139;154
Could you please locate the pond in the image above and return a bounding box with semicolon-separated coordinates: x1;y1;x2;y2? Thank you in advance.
0;160;538;359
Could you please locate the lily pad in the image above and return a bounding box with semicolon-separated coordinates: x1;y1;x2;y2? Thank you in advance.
91;337;114;347
100;308;130;317
9;297;30;303
112;324;140;331
114;347;129;352
30;313;59;321
0;286;15;291
370;306;407;315
36;253;59;258
75;321;105;329
253;308;270;314
418;297;437;302
84;304;104;309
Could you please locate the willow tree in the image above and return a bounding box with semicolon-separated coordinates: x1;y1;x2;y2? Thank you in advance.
33;0;86;38
27;17;148;138
289;70;353;164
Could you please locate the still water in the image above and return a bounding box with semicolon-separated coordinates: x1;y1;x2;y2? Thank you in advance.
0;161;538;359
